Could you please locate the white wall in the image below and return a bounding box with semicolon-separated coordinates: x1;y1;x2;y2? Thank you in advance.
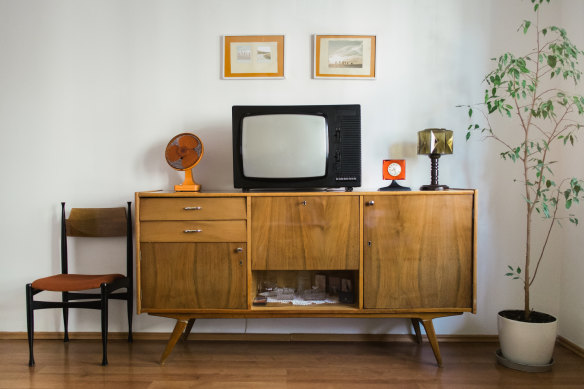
1;0;582;346
558;0;584;349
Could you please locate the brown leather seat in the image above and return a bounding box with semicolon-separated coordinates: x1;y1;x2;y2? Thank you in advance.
31;274;125;292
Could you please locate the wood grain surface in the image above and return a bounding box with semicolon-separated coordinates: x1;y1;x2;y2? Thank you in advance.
363;194;474;309
140;220;246;242
140;197;246;220
4;338;583;388
140;242;246;310
251;196;360;270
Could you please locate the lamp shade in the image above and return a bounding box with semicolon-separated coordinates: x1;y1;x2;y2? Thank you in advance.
417;128;453;155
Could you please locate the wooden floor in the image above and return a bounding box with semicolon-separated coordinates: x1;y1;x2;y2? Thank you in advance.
1;339;584;388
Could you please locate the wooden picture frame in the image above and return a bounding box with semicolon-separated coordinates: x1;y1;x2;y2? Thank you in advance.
222;35;285;79
313;34;376;79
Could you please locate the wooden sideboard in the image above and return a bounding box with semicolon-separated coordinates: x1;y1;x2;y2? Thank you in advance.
135;190;477;366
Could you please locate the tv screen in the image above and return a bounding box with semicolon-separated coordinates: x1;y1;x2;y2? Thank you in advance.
241;114;327;178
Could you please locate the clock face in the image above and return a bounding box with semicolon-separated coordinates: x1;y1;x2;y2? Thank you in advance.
387;162;401;177
382;159;406;180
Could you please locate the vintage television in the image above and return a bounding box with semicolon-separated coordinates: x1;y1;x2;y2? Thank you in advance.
232;105;361;191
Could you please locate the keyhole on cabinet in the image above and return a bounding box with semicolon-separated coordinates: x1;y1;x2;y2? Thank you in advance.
301;200;307;206
239;260;243;265
368;241;372;246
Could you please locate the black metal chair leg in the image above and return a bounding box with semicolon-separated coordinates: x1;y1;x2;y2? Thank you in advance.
62;291;69;342
26;284;35;367
126;202;133;344
127;290;133;343
100;284;109;366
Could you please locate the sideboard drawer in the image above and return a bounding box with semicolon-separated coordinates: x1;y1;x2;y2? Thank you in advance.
140;197;246;221
140;220;247;242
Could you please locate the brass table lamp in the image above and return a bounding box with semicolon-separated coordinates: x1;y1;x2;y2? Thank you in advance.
417;128;453;191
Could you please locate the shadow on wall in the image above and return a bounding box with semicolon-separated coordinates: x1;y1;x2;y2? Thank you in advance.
189;125;234;191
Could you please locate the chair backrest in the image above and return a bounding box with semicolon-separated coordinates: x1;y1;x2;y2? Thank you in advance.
66;208;127;237
61;202;133;280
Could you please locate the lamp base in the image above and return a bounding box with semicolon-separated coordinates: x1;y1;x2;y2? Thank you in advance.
420;184;449;191
379;181;411;191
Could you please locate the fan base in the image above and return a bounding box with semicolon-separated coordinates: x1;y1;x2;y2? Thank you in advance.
175;183;201;192
174;169;201;192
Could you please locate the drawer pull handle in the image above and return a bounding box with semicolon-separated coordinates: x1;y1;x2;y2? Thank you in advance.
184;206;202;210
235;247;244;253
366;200;375;206
184;229;202;233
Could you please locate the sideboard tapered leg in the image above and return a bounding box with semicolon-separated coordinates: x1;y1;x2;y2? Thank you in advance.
411;318;423;344
421;319;442;367
182;319;196;342
160;319;188;364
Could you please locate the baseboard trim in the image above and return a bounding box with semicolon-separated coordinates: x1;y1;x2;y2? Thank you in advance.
3;331;581;357
0;331;498;343
558;336;584;358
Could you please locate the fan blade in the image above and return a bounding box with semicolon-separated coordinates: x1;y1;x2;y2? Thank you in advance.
165;145;181;162
178;135;199;149
181;152;197;168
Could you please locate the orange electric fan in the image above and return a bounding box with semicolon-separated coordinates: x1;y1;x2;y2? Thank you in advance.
165;133;204;192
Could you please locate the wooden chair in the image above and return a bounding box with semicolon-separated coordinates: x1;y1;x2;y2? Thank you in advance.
26;202;133;366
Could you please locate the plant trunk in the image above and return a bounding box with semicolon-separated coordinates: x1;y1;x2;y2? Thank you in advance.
523;129;532;322
524;206;531;321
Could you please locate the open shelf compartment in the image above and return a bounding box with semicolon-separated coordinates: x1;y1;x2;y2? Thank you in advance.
251;270;359;310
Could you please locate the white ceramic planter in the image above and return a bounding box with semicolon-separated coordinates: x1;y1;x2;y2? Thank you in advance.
498;310;558;366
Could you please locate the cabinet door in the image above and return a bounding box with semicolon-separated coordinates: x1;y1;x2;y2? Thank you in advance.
140;242;246;310
251;196;359;270
364;194;474;309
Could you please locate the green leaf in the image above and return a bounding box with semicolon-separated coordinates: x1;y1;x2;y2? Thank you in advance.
468;108;473;118
543;202;550;218
566;199;573;209
523;20;531;34
516;267;522;274
547;55;557;68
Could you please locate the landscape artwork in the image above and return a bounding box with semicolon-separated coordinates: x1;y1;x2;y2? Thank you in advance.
314;35;375;79
327;40;363;68
223;35;284;79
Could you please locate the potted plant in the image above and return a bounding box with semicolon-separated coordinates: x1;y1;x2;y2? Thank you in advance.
463;0;584;370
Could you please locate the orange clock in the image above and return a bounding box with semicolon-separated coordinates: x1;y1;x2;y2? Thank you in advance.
379;159;410;191
383;159;406;180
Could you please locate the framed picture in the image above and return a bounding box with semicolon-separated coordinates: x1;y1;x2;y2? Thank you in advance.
313;34;376;79
222;35;285;79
